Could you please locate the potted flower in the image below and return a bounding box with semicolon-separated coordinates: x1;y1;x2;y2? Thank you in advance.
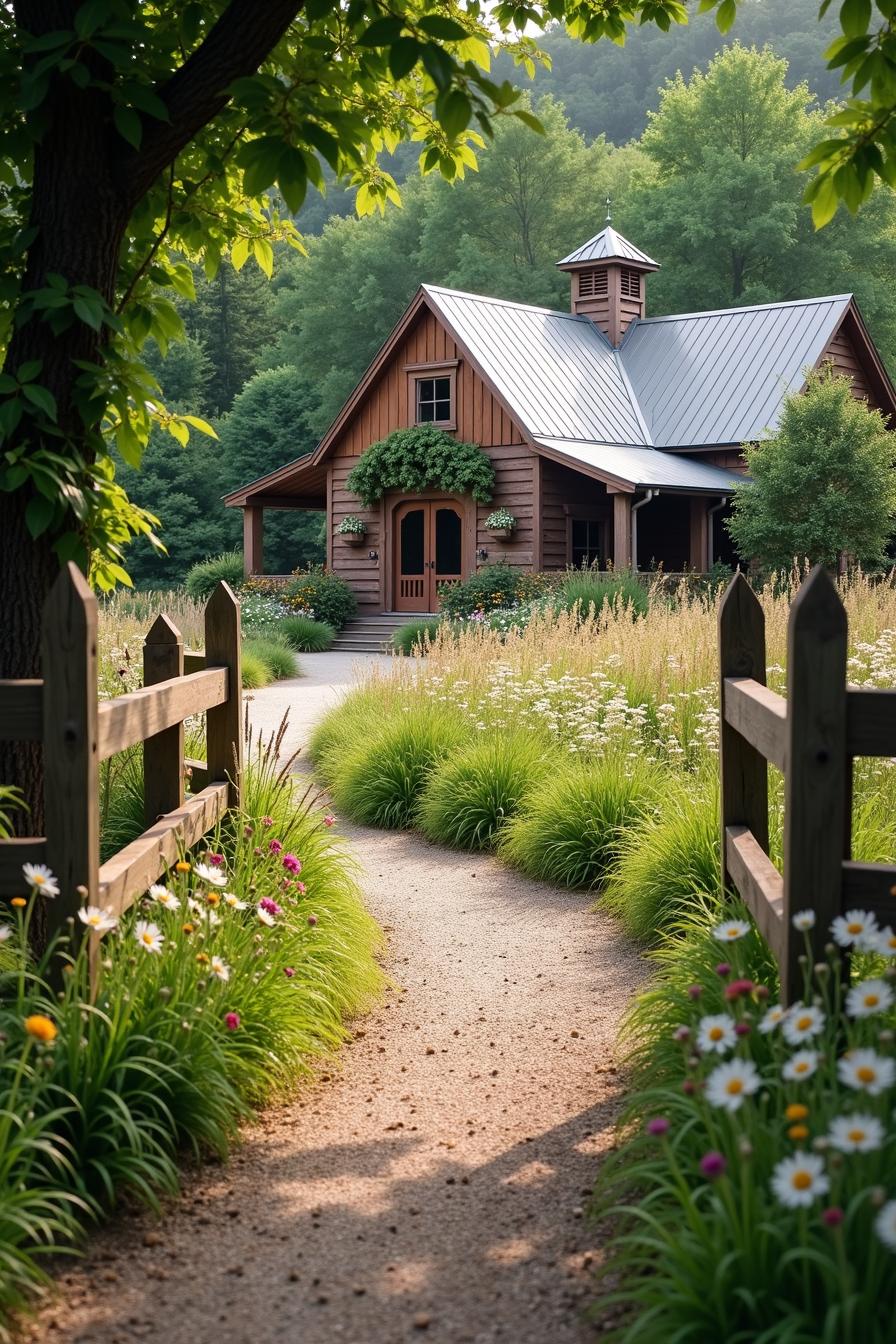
485;507;517;540
336;515;367;546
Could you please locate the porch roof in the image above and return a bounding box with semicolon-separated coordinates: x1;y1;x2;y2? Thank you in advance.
532;438;745;494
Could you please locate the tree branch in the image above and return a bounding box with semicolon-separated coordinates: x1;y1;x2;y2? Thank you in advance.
123;0;305;207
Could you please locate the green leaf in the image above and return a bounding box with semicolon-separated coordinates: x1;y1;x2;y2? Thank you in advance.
23;29;73;54
25;493;55;539
357;17;405;46
715;0;737;33
840;0;872;38
180;415;218;439
389;37;421;81
418;15;470;41
252;237;274;278
514;109;546;134
240;136;284;197
113;105;142;149
437;89;471;140
21;384;58;422
277;147;308;214
72;296;103;330
231;237;250;271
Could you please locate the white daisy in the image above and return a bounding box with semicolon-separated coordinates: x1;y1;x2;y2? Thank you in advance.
22;863;59;898
792;910;816;931
771;1152;830;1209
782;1050;819;1082
705;1058;762;1112
133;920;164;954
210;955;230;983
712;919;751;944
697;1014;737;1055
782;1004;825;1046
149;884;180;910
875;1200;896;1252
838;1049;896;1096
77;906;118;933
873;926;896;958
223;892;247;910
759;1004;786;1034
831;909;878;948
257;905;276;927
846;978;895;1018
194;862;227;888
0;925;12;943
828;1112;884;1154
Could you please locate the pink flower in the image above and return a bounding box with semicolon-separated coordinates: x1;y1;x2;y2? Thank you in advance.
755;985;770;1001
283;967;296;979
646;1116;670;1138
687;985;703;1000
259;897;282;917
699;1151;727;1180
268;839;283;855
295;881;306;896
673;1025;691;1042
323;815;335;827
224;1012;241;1032
715;962;731;978
207;852;225;867
261;816;274;828
682;1079;697;1096
724;978;755;1000
734;1022;752;1037
282;853;302;875
822;1206;844;1228
307;914;318;927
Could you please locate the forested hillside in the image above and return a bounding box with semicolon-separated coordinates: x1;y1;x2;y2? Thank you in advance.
125;11;896;588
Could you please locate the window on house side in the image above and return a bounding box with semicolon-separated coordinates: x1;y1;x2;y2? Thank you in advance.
416;376;452;424
571;519;602;568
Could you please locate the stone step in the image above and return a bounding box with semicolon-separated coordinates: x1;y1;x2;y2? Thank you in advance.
330;639;393;654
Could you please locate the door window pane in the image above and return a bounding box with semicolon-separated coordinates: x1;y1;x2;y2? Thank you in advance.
400;508;425;574
416;376;452;423
571;519;601;568
435;507;462;575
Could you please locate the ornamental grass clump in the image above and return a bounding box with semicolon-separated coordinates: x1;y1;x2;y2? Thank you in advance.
391;616;444;655
279;614;336;652
595;905;896;1343
329;706;468;829
498;754;660;890
242;635;298;682
418;732;550;851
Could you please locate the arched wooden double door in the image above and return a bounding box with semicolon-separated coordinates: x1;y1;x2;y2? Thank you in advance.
393;499;463;612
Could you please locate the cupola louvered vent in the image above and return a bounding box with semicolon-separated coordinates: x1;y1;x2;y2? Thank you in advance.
620;267;641;299
577;268;608;299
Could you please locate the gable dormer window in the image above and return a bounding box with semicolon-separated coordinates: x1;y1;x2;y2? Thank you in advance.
577;268;608;300
620;268;641;299
405;359;459;430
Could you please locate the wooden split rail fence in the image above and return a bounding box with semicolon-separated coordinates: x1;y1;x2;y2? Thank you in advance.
719;565;896;1000
0;563;242;940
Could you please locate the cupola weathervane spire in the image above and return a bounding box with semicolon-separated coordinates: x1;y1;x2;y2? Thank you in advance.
605;196;611;224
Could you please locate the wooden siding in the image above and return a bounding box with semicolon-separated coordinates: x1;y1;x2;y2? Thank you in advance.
330;453;384;611
540;458;612;569
475;446;535;570
702;449;749;472
820;321;874;403
334;307;525;457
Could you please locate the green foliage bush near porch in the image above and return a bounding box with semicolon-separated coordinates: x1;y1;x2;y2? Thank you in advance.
285;567;357;630
345;426;495;507
0;732;381;1328
185;550;244;600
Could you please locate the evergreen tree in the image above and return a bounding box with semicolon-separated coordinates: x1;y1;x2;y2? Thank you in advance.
183;263;277;415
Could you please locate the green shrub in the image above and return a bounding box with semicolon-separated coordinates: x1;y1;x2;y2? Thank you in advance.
418;733;549;850
308;685;392;785
345;425;495;507
330;708;468;828
279;614;335;652
554;571;650;620
243;636;297;682
602;780;721;943
391;617;443;654
499;754;659;889
184;551;244;601
439;564;526;619
240;648;272;689
285;567;357;629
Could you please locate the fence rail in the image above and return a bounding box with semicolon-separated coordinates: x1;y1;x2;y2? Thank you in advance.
719;565;896;1000
0;564;242;944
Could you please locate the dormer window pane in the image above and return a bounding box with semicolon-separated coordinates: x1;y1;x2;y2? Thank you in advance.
417;376;452;424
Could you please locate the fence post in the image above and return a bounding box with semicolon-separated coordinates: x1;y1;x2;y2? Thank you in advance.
719;573;769;886
41;564;99;939
204;582;242;806
783;565;848;999
143;614;185;827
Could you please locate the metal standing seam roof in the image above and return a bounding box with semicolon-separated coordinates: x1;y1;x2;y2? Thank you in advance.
424;285;649;447
622;295;852;447
533;438;747;493
556;226;659;269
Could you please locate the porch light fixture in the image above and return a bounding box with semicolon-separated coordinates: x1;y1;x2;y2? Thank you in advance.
368;549;379;560
477;547;489;561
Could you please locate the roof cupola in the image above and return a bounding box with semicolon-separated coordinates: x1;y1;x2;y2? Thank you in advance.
557;205;659;345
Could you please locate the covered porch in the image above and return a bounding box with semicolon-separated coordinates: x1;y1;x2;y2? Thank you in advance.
225;454;329;578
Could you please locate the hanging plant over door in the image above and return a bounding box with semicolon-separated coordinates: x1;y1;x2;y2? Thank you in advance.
345;426;495;507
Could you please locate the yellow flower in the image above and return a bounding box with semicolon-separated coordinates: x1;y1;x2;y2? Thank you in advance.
206;892;220;907
24;1014;57;1043
181;922;195;934
785;1103;809;1122
195;952;209;965
175;861;191;873
787;1124;810;1141
10;897;26;909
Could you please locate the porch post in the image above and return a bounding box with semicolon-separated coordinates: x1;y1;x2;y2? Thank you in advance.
611;493;633;570
243;506;264;577
689;499;709;572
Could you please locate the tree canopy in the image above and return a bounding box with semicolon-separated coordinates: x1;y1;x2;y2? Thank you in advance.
727;367;896;571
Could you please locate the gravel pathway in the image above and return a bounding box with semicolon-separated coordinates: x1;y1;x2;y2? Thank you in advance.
27;663;645;1344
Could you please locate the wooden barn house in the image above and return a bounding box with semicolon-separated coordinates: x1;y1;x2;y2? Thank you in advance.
225;224;896;615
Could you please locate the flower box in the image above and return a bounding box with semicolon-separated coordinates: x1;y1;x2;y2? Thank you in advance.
342;529;367;546
487;525;514;541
